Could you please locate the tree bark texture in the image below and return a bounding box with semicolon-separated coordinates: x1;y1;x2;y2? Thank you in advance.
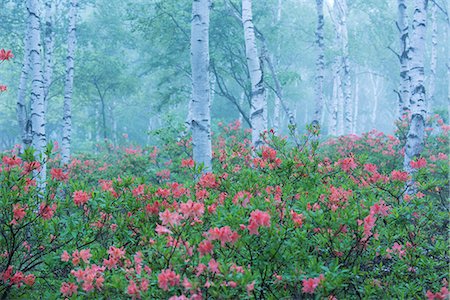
242;0;267;149
190;0;212;172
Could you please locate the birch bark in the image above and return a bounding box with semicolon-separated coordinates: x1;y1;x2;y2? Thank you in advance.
242;0;267;149
28;0;47;188
190;0;212;172
17;7;32;150
314;0;325;125
404;0;427;188
43;0;55;110
62;0;78;165
428;2;437;113
397;0;410;118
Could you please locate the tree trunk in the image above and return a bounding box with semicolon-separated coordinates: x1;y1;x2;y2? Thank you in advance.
242;0;267;149
43;0;55;111
397;0;411;118
17;6;32;150
62;0;77;165
353;69;359;134
428;1;437;113
28;0;47;189
190;0;212;172
330;60;339;136
404;0;427;190
314;0;325;126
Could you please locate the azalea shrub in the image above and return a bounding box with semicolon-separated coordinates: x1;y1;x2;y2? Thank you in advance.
0;119;448;299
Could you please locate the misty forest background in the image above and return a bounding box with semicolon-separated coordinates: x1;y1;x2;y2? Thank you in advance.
0;0;448;153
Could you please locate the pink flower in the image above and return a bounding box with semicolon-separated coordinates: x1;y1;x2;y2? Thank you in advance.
369;200;390;217
73;191;90;206
181;158;194;168
391;170;409;182
23;274;35;286
247;281;255;296
337;157;357;172
12;204;26;222
155;224;173;235
158;269;180;291
198;173;218;188
61;251;70;262
410;157;427;169
108;246;125;260
302;274;324;294
180;200;205;219
61;282;78;297
205;226;239;247
79;249;92;264
127;280;140;299
198;240;214;257
159;209;182;227
248;210;271;235
208;259;220;274
291;210;305;227
39;202;57;220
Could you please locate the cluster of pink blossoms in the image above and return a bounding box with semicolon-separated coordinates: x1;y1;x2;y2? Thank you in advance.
247;210;271;235
0;266;35;288
302;274;325;294
73;190;90;206
204;226;239;247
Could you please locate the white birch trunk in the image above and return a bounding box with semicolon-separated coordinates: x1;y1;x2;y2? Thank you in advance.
369;72;380;125
62;0;77;165
397;0;411;118
28;0;47;189
17;9;32;150
330;61;339;136
242;0;267;149
339;0;352;134
43;0;55;111
404;0;427;185
314;0;325;126
190;0;212;172
428;2;437;113
273;95;280;132
353;72;359;134
337;74;344;136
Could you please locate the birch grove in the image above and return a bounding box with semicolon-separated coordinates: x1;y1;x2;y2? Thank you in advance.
242;0;267;149
190;0;212;172
62;0;78;165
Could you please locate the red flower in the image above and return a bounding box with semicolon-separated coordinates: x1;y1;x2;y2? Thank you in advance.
158;269;180;291
0;85;6;92
73;190;90;206
0;49;13;60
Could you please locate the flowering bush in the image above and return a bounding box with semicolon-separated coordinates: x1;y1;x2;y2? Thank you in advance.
0;119;448;299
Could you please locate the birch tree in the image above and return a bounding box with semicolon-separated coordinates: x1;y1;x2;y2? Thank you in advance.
242;0;267;149
404;0;427;188
62;0;78;165
428;1;437;112
28;0;47;188
314;0;325;126
190;0;212;172
17;7;32;150
397;0;410;118
43;0;55;108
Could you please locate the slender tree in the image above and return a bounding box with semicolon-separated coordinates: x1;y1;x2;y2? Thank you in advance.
242;0;267;149
397;0;410;118
428;1;437;112
62;0;78;165
314;0;325;126
404;0;427;190
17;5;32;150
28;0;47;188
43;0;55;109
189;0;212;172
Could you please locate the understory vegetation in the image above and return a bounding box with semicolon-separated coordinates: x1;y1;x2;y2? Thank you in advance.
0;117;448;299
